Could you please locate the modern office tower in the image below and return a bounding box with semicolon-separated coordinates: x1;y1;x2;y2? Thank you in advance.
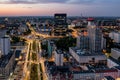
87;18;102;52
54;13;67;36
0;36;10;55
54;50;63;66
47;40;54;58
77;35;89;50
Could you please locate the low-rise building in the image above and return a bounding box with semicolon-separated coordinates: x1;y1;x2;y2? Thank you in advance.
72;68;118;80
73;70;94;80
107;57;120;68
109;31;120;43
114;66;120;78
111;48;120;60
69;47;107;65
94;68;118;80
102;76;115;80
54;50;63;66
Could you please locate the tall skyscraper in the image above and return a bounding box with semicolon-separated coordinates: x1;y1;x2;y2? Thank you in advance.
77;35;89;50
54;13;67;36
87;18;102;52
0;36;10;56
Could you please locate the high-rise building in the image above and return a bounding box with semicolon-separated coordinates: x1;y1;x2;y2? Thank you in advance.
54;13;67;36
0;36;10;56
87;18;102;52
101;35;106;49
47;40;54;58
77;35;89;50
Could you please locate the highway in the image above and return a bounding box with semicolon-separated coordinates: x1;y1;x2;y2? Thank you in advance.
9;21;62;80
20;21;67;80
26;22;63;39
22;22;49;80
23;42;30;80
39;41;48;80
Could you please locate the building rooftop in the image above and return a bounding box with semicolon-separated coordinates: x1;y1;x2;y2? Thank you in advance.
104;76;115;80
86;64;108;70
54;13;66;16
109;57;120;66
48;40;54;46
70;66;82;72
0;30;6;37
48;66;72;80
49;66;70;74
1;36;9;38
73;70;94;74
87;18;94;21
114;66;120;70
70;47;105;56
97;20;117;26
56;50;63;54
0;51;14;68
111;48;120;52
93;68;118;73
45;61;56;68
15;50;21;58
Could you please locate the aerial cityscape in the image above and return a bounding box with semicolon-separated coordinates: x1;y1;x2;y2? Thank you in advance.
0;0;120;80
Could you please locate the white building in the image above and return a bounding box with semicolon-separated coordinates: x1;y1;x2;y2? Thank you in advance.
87;18;102;52
0;36;10;55
69;47;107;64
111;48;120;60
109;32;120;43
107;57;120;68
54;50;63;66
101;35;106;49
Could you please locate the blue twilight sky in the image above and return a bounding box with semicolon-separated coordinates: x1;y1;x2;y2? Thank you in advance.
0;0;120;16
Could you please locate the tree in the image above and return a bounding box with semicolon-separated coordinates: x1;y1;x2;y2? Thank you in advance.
41;43;48;51
32;40;37;51
22;39;26;45
55;36;76;51
11;36;20;43
23;29;31;35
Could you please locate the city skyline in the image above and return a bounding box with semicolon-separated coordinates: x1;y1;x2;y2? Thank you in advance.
0;0;120;16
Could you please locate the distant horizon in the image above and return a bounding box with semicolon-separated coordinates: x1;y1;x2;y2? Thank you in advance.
0;0;120;16
0;15;120;18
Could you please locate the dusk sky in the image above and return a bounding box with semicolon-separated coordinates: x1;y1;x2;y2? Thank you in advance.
0;0;120;16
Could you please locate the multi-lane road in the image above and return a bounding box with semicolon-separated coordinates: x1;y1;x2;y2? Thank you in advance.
22;22;48;80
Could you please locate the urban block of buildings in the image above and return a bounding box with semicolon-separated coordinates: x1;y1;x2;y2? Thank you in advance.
44;17;120;80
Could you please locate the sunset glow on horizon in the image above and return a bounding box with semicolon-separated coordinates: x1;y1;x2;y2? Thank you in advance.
0;0;120;16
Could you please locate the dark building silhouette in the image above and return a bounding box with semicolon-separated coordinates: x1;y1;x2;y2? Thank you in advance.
54;13;68;36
